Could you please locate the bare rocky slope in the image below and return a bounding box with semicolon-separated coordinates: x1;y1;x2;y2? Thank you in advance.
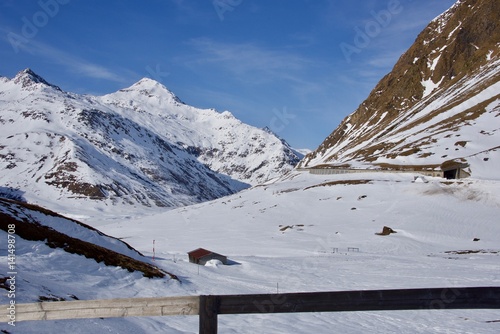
300;0;499;179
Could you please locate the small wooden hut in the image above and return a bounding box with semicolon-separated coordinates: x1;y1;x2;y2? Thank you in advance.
187;248;227;265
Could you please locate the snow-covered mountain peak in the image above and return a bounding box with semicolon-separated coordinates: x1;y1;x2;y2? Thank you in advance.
108;77;184;107
12;68;61;91
129;77;175;94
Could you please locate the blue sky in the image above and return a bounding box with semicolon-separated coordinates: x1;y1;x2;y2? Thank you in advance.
0;0;456;149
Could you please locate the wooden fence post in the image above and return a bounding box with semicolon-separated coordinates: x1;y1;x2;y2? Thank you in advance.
199;295;219;334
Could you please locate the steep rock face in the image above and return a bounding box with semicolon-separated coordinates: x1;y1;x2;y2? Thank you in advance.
0;70;300;211
300;0;499;179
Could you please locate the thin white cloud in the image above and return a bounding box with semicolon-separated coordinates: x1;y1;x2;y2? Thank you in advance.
8;37;130;83
182;37;332;104
185;38;312;77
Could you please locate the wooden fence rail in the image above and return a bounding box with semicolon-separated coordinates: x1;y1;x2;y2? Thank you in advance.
4;287;500;334
7;296;199;322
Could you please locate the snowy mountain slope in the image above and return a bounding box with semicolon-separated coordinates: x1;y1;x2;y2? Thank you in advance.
0;200;189;333
300;0;500;178
9;170;499;333
101;78;301;185
0;198;174;278
0;69;300;213
0;197;144;262
0;196;185;331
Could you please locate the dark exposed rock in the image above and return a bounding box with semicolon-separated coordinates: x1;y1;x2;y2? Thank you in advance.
376;226;397;236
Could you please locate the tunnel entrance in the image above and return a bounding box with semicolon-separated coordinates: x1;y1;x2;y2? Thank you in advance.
443;168;458;179
441;162;470;179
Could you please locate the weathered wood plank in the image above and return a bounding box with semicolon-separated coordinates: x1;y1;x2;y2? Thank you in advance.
217;287;500;314
199;295;219;334
9;296;199;322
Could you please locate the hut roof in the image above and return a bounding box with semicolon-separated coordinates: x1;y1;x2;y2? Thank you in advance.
188;248;217;259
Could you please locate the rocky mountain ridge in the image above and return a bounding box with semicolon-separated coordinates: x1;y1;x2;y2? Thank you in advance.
300;0;499;179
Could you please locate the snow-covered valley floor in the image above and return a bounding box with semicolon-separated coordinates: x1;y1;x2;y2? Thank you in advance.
3;171;500;333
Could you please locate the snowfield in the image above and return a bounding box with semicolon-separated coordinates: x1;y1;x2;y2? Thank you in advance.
3;170;499;333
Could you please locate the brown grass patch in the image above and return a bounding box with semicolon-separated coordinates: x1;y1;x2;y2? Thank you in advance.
444;249;499;255
373;163;441;171
304;179;371;190
308;163;352;169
